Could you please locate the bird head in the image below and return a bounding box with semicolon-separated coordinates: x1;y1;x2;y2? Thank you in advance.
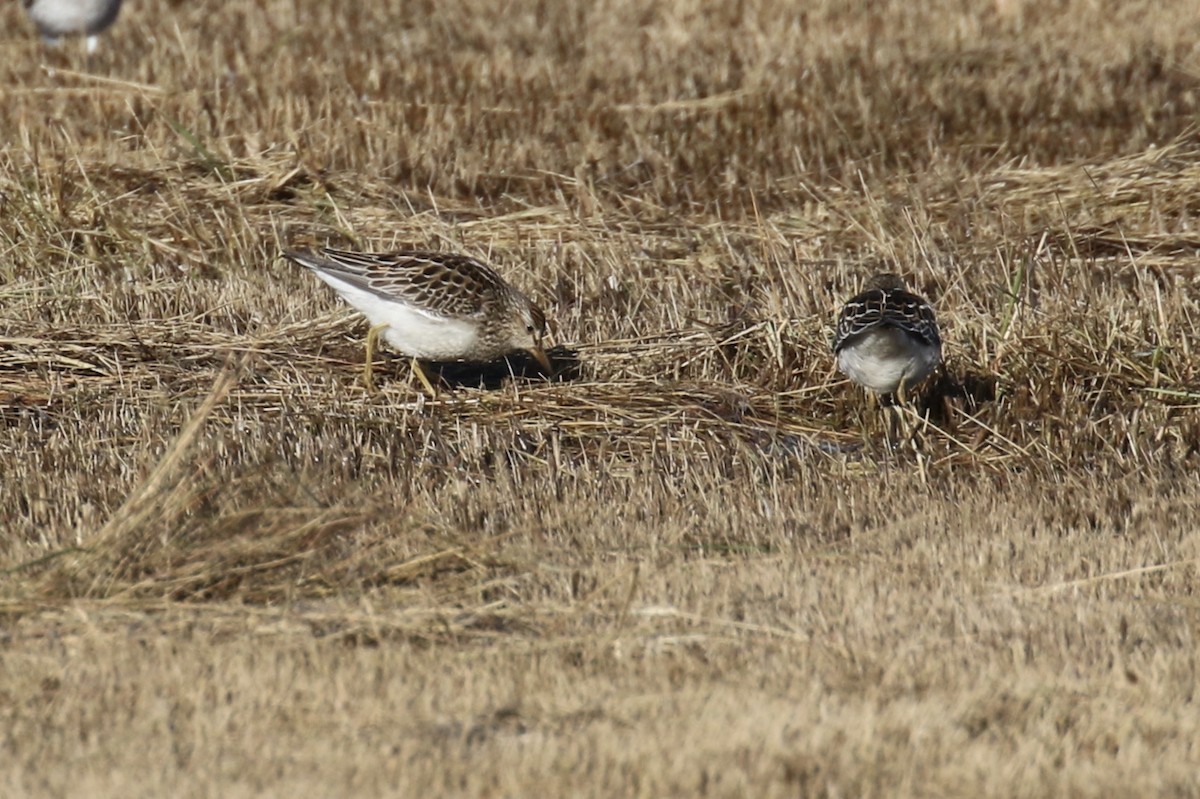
507;296;553;373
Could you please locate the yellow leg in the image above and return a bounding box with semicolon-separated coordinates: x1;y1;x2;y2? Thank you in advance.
410;358;439;398
363;323;389;392
855;390;881;451
884;400;899;448
892;377;921;447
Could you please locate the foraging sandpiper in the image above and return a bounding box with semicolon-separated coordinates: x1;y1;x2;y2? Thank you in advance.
832;273;942;402
285;247;552;393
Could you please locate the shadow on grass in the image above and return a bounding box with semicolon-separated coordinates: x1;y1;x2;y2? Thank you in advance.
420;344;583;391
919;368;1000;424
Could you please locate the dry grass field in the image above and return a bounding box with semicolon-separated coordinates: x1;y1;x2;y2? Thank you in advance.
2;0;1200;795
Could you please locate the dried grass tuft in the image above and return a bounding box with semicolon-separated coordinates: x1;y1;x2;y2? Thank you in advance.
2;0;1200;793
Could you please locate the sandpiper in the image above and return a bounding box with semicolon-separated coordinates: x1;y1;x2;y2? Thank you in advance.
24;0;123;53
832;273;942;402
284;247;552;393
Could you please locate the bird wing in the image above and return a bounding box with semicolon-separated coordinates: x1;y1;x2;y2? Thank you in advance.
833;288;940;352
286;248;509;320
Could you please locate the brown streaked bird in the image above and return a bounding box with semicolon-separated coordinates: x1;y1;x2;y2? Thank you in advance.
284;247;552;393
832;273;942;401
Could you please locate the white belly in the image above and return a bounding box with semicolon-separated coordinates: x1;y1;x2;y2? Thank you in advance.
27;0;116;36
837;327;940;394
314;272;482;362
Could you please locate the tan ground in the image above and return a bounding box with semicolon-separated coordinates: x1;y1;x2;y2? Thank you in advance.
2;0;1199;795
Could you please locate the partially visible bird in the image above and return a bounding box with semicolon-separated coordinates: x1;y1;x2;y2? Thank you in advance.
832;273;942;402
284;247;553;394
24;0;123;53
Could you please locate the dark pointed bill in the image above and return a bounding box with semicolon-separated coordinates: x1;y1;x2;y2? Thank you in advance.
528;345;553;374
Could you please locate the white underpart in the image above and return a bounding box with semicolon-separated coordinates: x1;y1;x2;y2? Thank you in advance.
26;0;119;48
313;271;483;362
837;327;941;394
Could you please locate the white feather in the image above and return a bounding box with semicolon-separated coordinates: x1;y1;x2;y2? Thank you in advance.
837;327;940;394
312;271;482;362
25;0;120;37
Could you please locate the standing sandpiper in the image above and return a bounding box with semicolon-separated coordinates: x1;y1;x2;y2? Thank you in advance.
832;273;942;403
24;0;123;53
284;247;553;393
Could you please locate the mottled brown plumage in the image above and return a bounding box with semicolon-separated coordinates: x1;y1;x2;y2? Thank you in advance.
285;248;552;390
833;273;942;396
